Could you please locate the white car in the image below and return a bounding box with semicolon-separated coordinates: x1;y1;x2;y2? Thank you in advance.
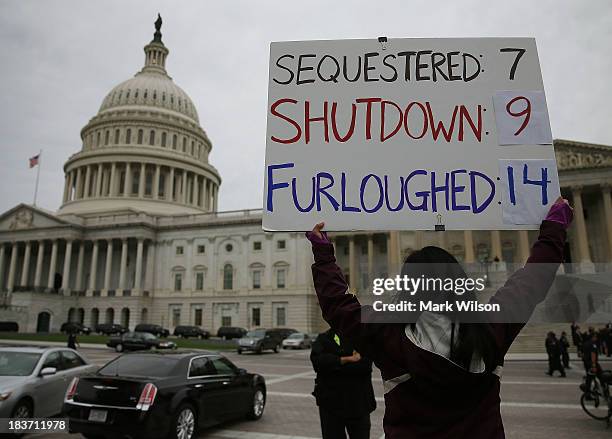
282;333;312;349
0;346;97;419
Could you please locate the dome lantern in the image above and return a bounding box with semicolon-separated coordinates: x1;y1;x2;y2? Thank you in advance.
141;14;168;75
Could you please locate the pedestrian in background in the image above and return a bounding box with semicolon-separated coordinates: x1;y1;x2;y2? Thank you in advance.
67;331;79;350
545;332;566;377
583;331;600;394
311;329;376;439
571;322;582;358
559;331;571;369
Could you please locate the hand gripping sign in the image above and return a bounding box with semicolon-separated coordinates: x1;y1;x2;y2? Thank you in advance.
263;38;559;231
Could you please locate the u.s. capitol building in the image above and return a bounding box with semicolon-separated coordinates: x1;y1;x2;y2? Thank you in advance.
1;20;611;334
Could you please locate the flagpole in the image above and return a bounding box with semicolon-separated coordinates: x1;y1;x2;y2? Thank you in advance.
33;149;42;206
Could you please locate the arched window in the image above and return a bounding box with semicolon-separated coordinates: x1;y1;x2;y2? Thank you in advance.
125;128;131;144
191;141;195;155
114;129;120;144
141;308;148;324
161;132;167;147
172;134;177;149
223;264;233;290
182;137;187;152
137;129;143;144
149;130;155;146
96;132;100;147
104;130;110;145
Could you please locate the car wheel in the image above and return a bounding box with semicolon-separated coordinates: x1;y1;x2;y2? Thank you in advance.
11;399;33;419
255;346;263;355
273;344;279;353
247;387;266;420
237;348;243;354
169;403;197;439
115;343;124;353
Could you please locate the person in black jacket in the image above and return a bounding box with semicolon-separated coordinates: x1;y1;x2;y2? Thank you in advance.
559;331;571;369
545;332;566;377
311;329;376;439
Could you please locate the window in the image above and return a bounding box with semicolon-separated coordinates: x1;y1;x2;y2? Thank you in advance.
253;241;262;251
176;246;184;255
149;130;155;146
172;308;181;326
161;132;167;147
223;264;233;290
252;270;261;289
125;128;131;144
96;132;100;147
182;137;187;152
104;130;109;145
159;174;165;198
132;172;139;195
61;350;85;369
194;308;202;326
225;243;233;252
221;316;231;326
172;134;177;149
211;357;236;375
145;171;153;196
114;129;120;144
277;240;286;250
276;307;286;326
251;308;261;326
197;245;205;254
137;129;143;144
195;272;204;290
174;273;182;291
191;141;195;155
189;357;214;377
42;352;62;370
277;269;286;289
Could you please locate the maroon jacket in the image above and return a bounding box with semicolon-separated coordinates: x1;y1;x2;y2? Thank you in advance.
310;221;566;439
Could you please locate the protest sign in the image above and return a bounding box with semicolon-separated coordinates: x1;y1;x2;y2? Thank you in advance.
263;38;559;231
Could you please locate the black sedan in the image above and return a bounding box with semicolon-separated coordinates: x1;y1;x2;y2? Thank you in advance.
63;351;266;439
107;331;177;352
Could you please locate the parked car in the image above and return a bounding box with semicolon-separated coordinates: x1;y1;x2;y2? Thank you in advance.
217;326;247;340
107;332;177;352
0;346;96;420
60;322;92;335
63;350;266;439
237;329;284;354
173;325;210;339
95;323;127;335
134;323;170;337
282;332;312;349
0;321;19;332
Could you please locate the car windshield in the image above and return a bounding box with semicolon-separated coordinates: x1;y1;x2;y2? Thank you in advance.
141;333;156;340
246;329;266;338
0;352;41;376
287;333;304;339
98;355;178;378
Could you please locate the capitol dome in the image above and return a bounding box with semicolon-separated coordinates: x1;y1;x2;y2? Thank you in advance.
58;15;221;217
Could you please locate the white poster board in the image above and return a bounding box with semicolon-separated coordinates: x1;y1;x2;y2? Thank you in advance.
263;38;559;231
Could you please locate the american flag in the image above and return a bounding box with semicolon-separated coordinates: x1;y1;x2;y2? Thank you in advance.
29;154;40;168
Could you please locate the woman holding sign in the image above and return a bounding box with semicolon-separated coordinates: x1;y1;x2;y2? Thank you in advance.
306;197;572;438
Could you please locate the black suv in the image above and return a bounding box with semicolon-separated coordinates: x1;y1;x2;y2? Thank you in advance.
173;325;210;339
95;323;127;335
217;326;247;340
237;328;285;354
60;322;92;335
134;323;170;337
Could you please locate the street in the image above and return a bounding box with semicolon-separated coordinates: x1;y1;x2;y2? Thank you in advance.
24;346;612;439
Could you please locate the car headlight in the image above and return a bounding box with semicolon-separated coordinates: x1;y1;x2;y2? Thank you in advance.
0;391;12;401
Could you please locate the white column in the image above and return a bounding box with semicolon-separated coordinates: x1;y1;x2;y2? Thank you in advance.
7;243;18;292
602;184;612;262
182;171;188;204
63;174;70;202
118;238;128;290
168;168;175;201
61;240;73;292
134;238;144;291
75;241;85;291
83;166;92;198
153;165;160;200
124;163;131;197
95;164;103;197
89;240;99;291
34;241;45;288
19;241;32;287
437;231;447;250
463;230;475;263
204;180;210;210
194;175;200;207
109;163;117;196
518;231;530;263
144;241;155;292
490;230;502;261
0;244;6;290
138;163;146;198
572;187;592;265
47;240;58;289
213;184;218;211
103;239;113;291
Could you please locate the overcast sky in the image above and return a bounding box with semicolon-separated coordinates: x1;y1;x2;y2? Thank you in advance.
0;0;610;214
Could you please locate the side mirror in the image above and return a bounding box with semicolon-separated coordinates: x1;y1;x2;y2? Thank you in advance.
237;368;247;375
40;367;57;377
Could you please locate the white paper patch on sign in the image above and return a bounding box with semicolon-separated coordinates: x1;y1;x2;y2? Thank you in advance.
493;90;553;145
498;159;560;225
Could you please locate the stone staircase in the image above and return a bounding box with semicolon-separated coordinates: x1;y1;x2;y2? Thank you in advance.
507;323;572;354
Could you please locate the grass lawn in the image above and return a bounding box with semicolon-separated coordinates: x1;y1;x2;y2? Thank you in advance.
0;332;236;351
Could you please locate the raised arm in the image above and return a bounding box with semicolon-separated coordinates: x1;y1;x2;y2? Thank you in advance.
488;198;573;354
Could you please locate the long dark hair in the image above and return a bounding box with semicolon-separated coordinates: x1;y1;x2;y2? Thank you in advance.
403;246;498;371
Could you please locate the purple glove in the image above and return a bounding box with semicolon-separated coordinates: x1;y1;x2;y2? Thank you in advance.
305;230;330;245
545;199;573;229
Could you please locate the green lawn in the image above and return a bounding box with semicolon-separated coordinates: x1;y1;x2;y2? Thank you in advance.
0;332;236;351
